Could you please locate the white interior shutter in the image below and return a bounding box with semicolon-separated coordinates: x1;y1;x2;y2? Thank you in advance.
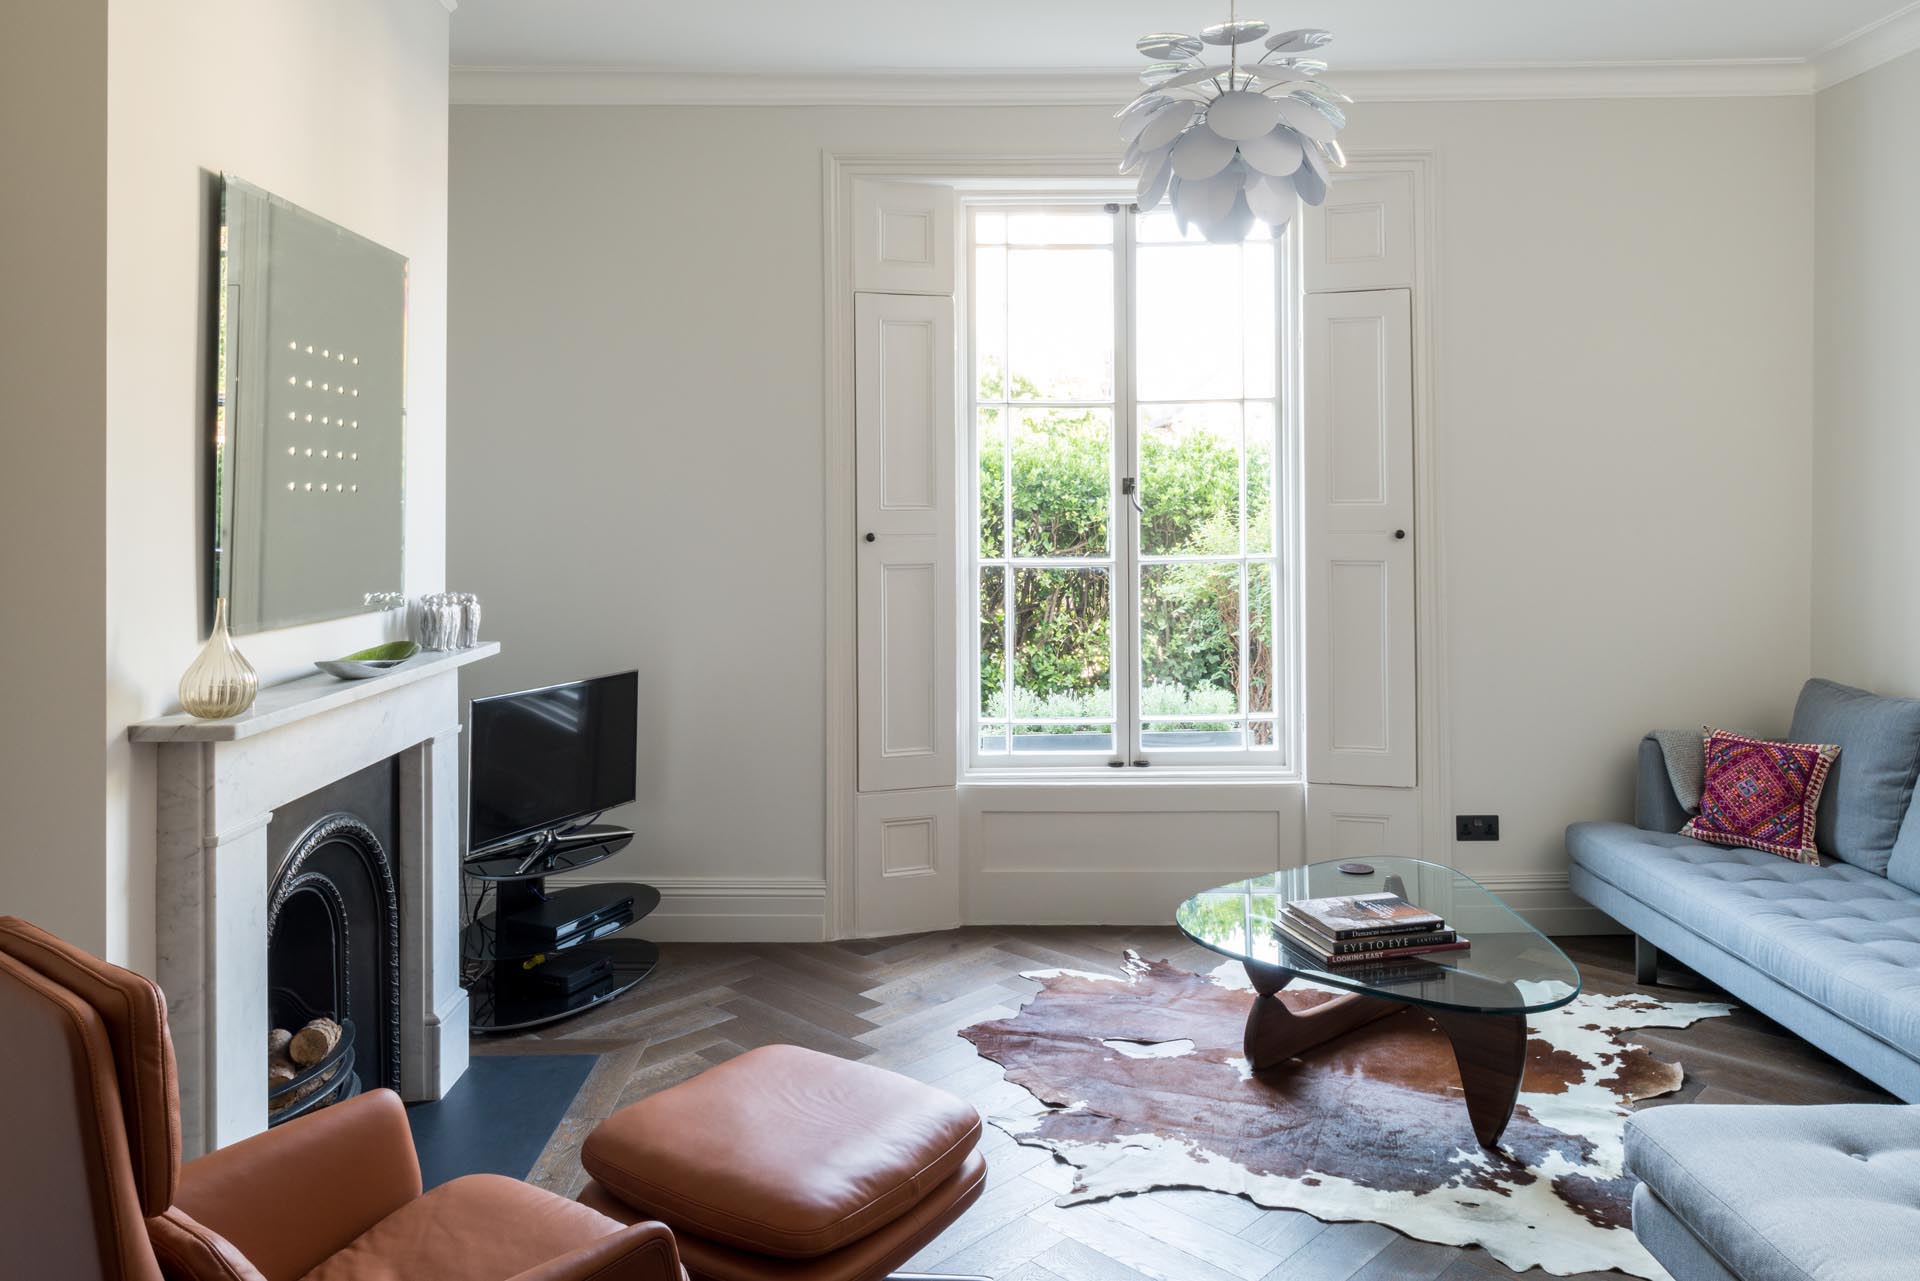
852;180;956;295
1303;287;1416;788
851;178;959;935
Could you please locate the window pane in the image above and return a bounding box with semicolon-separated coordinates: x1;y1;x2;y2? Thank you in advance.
1013;567;1111;721
1137;244;1251;401
1012;724;1115;754
1247;401;1275;554
973;211;1006;245
1012;408;1111;558
1144;722;1245;750
974;246;1007;400
1136;210;1274;244
978;408;1004;559
1242;241;1277;399
980;566;1006;719
1249;561;1275;715
1251;719;1278;748
1138;403;1241;557
1141;562;1242;734
1007;210;1113;245
1008;247;1113;400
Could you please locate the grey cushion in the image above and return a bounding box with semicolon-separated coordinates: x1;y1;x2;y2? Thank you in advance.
1788;678;1920;875
1637;735;1690;834
1625;1104;1920;1281
1566;824;1920;1055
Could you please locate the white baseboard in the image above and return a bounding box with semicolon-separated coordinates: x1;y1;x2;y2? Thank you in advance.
541;870;1614;941
544;874;830;943
1473;872;1628;938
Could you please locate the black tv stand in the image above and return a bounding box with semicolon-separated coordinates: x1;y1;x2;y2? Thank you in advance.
460;823;659;1033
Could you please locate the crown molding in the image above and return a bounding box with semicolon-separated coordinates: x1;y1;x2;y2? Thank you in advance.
450;6;1920;110
1812;1;1920;90
450;59;1826;107
1339;61;1810;101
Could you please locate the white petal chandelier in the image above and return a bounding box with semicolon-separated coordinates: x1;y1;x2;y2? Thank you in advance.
1120;5;1349;242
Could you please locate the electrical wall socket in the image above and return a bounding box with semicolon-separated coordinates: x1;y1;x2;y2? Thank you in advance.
1456;814;1500;841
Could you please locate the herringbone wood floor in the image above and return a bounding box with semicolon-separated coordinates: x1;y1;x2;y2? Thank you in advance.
474;929;1890;1281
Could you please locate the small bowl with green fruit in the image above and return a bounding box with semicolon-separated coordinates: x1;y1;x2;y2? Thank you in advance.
313;640;421;681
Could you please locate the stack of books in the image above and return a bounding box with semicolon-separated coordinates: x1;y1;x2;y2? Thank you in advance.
1276;891;1468;966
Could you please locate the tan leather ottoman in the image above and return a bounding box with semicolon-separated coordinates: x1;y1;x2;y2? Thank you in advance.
578;1044;989;1281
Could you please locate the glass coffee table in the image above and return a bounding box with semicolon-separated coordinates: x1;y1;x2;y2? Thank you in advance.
1176;857;1581;1146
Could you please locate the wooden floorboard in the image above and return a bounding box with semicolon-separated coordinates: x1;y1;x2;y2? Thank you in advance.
481;929;1892;1280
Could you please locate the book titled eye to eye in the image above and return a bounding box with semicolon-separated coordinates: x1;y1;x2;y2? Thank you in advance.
1283;920;1460;955
1285;892;1445;940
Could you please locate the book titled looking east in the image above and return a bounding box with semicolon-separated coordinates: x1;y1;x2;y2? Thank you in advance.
1286;892;1444;940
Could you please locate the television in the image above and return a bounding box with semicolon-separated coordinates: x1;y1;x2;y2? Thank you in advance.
468;671;638;853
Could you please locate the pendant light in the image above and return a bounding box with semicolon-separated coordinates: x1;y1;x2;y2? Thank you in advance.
1121;4;1349;242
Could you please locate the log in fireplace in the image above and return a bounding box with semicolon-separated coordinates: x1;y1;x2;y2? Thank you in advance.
264;758;402;1124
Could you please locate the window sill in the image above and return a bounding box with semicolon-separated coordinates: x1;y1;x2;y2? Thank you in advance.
960;767;1302;787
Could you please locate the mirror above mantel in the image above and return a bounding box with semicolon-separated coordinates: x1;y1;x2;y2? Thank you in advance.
216;176;407;636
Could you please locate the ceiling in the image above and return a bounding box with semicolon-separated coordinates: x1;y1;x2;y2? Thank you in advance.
449;1;1915;72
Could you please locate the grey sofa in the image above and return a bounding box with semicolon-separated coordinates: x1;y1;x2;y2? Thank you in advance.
1569;678;1920;1100
1623;1103;1920;1281
1567;678;1920;1279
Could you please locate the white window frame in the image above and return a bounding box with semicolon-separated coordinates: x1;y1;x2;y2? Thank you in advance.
961;194;1302;778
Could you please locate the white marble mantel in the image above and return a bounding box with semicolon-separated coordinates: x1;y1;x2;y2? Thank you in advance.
131;643;497;1157
131;644;499;742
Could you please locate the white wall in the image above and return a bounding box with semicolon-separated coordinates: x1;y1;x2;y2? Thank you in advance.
0;2;111;953
99;0;452;973
1813;51;1920;697
9;0;452;971
447;93;1814;933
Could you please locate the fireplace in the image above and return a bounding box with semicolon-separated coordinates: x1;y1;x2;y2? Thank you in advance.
135;643;498;1157
265;759;403;1122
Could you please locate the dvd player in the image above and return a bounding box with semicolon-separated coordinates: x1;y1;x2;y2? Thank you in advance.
502;885;634;949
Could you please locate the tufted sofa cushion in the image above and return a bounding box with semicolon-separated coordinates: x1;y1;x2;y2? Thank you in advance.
1567;824;1920;1056
1625;1103;1920;1281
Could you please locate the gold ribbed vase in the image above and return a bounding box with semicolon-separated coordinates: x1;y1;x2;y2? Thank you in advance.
179;597;258;718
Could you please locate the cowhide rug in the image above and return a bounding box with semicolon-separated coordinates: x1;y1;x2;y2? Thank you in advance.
961;952;1733;1280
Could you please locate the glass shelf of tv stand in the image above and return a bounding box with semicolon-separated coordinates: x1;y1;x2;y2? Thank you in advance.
468;938;660;1034
463;824;633;883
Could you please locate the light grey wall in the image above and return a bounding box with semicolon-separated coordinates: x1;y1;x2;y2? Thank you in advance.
0;2;111;953
447;94;1815;906
1357;95;1815;880
1813;50;1920;698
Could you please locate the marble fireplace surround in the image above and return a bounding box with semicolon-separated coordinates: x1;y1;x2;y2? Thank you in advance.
131;643;498;1158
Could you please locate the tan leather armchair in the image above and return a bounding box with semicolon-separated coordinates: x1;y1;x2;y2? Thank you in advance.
0;916;685;1281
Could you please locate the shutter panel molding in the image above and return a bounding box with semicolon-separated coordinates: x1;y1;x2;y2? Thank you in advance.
854;788;960;937
856;291;956;794
1301;170;1415;293
1303;287;1416;788
852;180;956;294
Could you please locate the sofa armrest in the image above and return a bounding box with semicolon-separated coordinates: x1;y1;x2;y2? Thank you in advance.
172;1088;422;1281
504;1221;685;1281
1636;736;1690;834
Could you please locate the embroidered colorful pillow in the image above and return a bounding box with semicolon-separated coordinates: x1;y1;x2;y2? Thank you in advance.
1681;729;1840;865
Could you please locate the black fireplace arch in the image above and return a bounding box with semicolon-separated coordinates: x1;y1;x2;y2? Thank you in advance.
267;812;402;1094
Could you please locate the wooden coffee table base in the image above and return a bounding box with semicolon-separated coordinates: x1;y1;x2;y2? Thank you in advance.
1242;959;1528;1147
